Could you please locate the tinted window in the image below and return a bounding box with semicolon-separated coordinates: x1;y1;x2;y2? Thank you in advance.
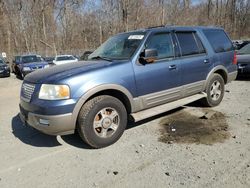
15;56;21;62
145;33;174;59
22;55;41;63
176;32;200;56
194;33;206;54
203;29;233;53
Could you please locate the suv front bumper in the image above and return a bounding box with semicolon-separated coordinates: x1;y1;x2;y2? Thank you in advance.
19;105;75;135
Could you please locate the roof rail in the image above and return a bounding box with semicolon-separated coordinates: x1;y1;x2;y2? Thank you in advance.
147;25;165;29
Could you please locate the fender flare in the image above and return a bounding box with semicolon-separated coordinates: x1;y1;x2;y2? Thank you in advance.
203;65;228;90
71;84;135;126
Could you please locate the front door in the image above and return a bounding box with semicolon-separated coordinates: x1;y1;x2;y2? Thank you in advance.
133;32;181;109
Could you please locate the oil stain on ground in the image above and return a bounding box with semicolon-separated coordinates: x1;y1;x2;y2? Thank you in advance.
158;109;230;145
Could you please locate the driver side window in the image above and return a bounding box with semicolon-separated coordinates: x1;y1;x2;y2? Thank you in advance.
145;33;174;60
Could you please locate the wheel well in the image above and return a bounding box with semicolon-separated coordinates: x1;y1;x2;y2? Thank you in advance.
214;69;227;84
87;89;132;114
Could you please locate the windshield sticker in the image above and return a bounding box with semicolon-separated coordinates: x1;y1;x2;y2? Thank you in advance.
128;35;144;40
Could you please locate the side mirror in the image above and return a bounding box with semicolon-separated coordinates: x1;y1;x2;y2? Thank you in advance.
141;49;158;63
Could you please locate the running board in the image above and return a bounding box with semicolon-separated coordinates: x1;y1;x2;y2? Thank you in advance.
131;92;207;122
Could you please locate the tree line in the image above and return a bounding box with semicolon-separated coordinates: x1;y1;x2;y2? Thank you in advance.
0;0;249;59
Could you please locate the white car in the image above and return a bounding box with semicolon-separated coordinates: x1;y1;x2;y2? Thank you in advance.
53;55;78;65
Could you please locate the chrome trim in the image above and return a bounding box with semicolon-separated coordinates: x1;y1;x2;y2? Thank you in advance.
21;83;35;102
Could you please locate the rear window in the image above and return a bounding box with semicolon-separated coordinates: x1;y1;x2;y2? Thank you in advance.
176;32;205;56
203;29;233;53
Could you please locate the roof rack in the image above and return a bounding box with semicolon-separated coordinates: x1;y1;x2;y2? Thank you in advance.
146;25;174;29
146;25;165;29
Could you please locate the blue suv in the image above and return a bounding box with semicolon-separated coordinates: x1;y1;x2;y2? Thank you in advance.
19;26;237;148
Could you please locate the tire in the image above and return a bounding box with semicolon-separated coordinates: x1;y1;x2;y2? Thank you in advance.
77;95;127;148
201;73;225;107
17;68;24;80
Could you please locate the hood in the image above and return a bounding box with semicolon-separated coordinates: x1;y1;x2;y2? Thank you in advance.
24;60;112;83
0;64;7;69
237;54;250;64
21;61;48;67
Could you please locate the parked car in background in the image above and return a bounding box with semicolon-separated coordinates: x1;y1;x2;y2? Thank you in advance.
233;40;250;50
53;55;78;65
19;26;237;148
80;51;93;60
11;55;21;74
73;55;80;60
43;57;55;65
237;43;250;76
0;57;10;77
15;54;49;79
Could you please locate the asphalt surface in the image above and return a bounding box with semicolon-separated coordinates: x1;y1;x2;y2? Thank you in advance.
0;74;249;188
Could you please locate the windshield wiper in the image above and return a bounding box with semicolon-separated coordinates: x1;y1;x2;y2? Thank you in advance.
90;56;112;62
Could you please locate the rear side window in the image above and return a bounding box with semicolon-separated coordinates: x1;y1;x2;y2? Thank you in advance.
194;33;206;54
203;29;233;53
176;32;204;56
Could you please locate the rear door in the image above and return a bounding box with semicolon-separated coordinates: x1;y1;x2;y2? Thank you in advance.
174;31;212;96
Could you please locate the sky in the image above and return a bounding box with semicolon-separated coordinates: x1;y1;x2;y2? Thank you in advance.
191;0;206;5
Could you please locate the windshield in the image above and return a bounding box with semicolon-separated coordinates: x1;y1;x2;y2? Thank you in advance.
56;56;75;61
89;32;145;60
0;59;4;64
238;44;250;54
22;55;42;63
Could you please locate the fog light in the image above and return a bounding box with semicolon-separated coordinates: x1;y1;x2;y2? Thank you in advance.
39;119;49;126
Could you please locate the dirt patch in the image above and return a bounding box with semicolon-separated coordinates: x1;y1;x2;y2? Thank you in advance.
158;109;230;145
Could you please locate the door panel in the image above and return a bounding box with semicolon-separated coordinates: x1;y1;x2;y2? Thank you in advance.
133;32;182;108
134;59;181;108
174;31;213;96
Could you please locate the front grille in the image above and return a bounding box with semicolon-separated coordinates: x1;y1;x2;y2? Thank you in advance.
21;83;35;102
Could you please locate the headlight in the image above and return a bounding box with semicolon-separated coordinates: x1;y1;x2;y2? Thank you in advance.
39;84;70;100
44;65;50;69
23;67;31;71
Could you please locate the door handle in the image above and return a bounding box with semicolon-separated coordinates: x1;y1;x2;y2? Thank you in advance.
169;64;177;70
204;59;209;64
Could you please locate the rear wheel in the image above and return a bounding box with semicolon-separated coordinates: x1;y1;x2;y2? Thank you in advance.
77;95;127;148
201;73;225;107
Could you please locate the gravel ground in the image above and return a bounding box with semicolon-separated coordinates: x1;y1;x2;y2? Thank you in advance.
0;74;249;188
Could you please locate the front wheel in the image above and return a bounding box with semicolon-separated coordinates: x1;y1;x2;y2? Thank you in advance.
77;95;127;148
201;73;225;107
